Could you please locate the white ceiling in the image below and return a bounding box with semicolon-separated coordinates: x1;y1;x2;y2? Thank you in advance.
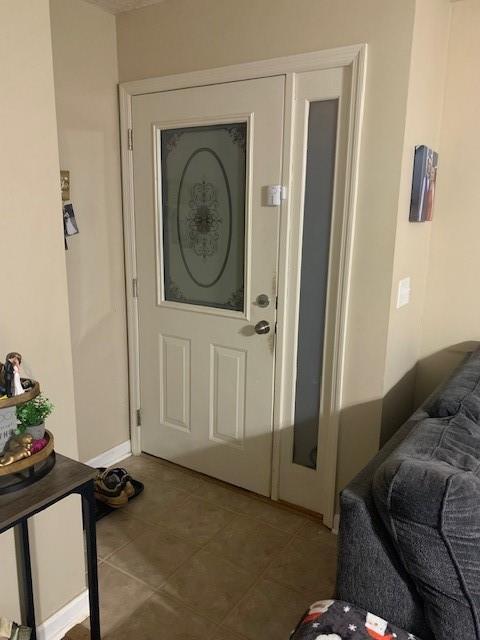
83;0;166;14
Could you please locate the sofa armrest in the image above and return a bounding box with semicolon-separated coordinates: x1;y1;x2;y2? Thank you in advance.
336;486;433;640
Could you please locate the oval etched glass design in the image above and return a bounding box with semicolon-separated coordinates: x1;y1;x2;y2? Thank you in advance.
177;148;232;288
160;123;246;311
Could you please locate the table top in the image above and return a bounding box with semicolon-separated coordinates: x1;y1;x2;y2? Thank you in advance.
0;453;96;532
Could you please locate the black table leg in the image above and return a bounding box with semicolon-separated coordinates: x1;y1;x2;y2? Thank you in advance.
15;519;36;640
81;481;101;640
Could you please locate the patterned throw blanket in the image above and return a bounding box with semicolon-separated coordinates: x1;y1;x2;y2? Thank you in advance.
290;600;421;640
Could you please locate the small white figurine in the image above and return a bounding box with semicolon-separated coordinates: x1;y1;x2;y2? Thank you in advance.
4;352;25;397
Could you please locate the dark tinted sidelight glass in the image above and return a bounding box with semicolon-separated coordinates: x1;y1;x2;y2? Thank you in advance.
293;100;338;469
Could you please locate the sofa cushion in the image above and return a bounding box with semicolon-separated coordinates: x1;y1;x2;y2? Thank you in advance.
373;412;480;640
426;348;480;420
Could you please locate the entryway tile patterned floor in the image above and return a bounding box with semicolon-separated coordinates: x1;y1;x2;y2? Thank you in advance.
83;454;337;639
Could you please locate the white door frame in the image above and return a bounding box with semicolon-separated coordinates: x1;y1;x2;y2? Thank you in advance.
119;44;367;528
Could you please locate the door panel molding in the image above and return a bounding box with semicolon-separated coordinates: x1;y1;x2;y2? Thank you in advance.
159;334;191;432
209;344;246;448
120;44;367;528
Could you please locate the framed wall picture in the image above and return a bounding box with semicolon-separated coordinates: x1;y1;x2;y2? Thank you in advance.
409;145;438;222
63;202;79;237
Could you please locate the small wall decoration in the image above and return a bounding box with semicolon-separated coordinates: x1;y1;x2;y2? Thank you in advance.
409;145;438;222
60;169;70;201
63;202;79;237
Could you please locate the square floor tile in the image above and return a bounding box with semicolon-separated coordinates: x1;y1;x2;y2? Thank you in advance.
96;563;154;635
161;495;235;545
161;549;255;622
122;454;163;481
296;518;338;547
264;537;337;601
124;455;206;493
94;458;337;640
122;482;190;526
103;591;215;640
211;628;249;640
240;499;307;533
226;578;308;640
194;480;257;514
96;510;152;560
204;514;291;574
106;528;199;590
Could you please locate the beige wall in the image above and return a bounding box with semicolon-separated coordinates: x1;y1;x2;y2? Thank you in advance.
0;0;85;622
417;0;480;402
116;0;417;490
50;0;130;462
381;0;451;444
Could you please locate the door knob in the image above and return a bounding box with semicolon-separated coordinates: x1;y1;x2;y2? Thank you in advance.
254;320;270;335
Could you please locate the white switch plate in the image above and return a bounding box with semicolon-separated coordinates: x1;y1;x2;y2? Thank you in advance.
397;277;411;309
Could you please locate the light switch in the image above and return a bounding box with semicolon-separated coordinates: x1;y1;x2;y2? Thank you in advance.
397;277;411;309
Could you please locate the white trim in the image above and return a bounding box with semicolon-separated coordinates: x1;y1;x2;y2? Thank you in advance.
320;48;367;526
120;45;364;96
37;589;89;640
86;440;132;469
119;44;367;525
332;512;340;536
120;87;141;455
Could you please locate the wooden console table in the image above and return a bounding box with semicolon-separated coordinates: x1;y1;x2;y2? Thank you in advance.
0;454;100;640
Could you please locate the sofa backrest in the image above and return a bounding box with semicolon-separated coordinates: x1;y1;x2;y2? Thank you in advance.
425;348;480;422
372;348;480;640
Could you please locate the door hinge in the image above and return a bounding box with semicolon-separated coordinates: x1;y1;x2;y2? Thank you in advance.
136;408;142;427
132;277;138;298
127;128;133;151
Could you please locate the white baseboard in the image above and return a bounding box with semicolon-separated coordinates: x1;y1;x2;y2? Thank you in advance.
86;439;132;469
332;512;340;535
37;589;89;640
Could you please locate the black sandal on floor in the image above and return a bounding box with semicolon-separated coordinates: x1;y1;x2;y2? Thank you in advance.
94;468;129;508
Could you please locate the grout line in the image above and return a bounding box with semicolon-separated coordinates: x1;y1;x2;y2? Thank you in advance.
101;458;334;636
190;490;309;536
101;558;157;592
212;526;336;632
98;519;161;563
213;526;300;629
129;467;308;537
149;514;243;599
129;452;322;519
132;583;220;629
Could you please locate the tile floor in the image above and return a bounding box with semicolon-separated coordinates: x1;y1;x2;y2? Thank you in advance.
83;454;337;640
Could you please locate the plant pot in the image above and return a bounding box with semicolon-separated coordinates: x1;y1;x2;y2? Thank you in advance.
26;423;45;440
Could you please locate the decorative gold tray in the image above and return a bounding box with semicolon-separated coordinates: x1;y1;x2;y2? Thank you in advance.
0;430;54;477
0;381;40;410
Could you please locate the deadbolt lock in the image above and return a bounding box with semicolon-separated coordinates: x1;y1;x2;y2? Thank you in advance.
256;293;270;308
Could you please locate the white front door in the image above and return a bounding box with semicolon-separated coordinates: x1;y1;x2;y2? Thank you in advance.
132;77;285;495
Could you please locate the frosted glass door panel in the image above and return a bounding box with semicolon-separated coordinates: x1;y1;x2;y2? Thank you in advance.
159;123;247;311
293;100;338;469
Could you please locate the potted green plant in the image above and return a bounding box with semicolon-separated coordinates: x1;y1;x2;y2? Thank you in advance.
16;394;54;440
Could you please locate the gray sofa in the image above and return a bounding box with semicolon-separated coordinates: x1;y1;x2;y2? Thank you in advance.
336;348;480;640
